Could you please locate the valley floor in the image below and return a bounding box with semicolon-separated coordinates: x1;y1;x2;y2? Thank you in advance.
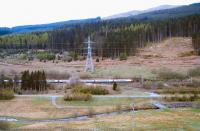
0;37;200;130
5;108;200;130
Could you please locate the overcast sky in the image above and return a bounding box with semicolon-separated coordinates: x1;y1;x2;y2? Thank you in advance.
0;0;199;27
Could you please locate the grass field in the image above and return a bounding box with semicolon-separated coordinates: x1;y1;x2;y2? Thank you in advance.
0;94;156;120
16;108;200;130
90;65;156;79
57;97;154;107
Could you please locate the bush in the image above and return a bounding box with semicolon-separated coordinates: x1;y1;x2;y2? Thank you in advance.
71;84;109;95
119;53;127;61
62;52;72;62
156;87;200;94
69;51;78;61
164;95;199;102
157;68;187;80
64;93;92;101
188;66;200;77
178;51;197;57
79;73;92;79
19;53;28;60
78;55;85;61
197;48;200;56
113;82;118;91
96;58;100;62
78;86;109;95
63;56;73;62
36;52;55;61
0;121;10;130
0;53;5;59
0;89;14;100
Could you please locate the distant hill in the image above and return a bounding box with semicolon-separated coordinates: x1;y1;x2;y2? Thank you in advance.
0;27;11;36
103;5;180;20
0;17;101;35
0;3;200;36
130;3;200;20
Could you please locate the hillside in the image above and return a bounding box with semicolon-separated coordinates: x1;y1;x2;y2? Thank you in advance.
0;37;199;79
93;37;200;69
0;14;199;59
134;37;200;69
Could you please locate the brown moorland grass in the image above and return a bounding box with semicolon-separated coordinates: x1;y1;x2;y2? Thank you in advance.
18;108;200;130
0;96;154;120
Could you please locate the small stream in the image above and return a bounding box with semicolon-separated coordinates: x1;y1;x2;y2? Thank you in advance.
0;109;134;124
2;101;193;124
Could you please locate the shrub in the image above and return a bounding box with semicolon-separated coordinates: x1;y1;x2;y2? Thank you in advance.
113;82;118;91
71;84;109;95
157;68;187;80
96;58;100;62
62;56;73;62
0;53;5;59
164;95;199;102
62;52;73;62
143;81;152;89
19;53;28;60
0;89;14;100
79;73;92;79
188;66;200;77
78;55;85;61
64;93;92;101
197;48;200;56
156;87;200;94
78;86;109;95
0;121;10;130
119;53;127;61
69;51;78;61
178;51;197;57
36;52;55;61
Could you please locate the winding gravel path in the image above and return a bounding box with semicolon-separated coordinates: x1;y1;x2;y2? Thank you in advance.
17;93;161;109
51;93;161;109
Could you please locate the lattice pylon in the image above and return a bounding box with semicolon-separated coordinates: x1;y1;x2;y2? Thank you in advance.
85;36;94;72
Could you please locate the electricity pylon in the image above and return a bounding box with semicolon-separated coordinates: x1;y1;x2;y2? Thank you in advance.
85;36;94;72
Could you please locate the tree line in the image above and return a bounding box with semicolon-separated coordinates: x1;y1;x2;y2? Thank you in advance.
21;70;47;92
0;14;200;58
0;70;47;93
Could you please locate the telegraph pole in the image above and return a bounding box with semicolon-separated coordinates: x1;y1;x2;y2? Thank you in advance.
85;36;94;72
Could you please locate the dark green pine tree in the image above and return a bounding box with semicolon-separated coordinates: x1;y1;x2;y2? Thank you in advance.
42;71;47;91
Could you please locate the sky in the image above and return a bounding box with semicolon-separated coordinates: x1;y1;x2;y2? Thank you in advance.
0;0;199;27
